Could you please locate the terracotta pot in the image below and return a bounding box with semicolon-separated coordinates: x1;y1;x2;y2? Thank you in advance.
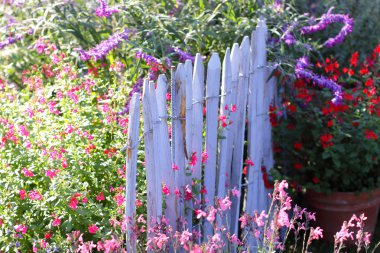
304;188;380;243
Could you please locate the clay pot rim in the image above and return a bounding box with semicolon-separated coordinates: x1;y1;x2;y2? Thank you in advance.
305;187;380;198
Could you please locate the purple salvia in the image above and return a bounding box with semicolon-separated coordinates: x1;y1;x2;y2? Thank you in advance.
76;28;132;61
119;77;144;115
300;8;354;48
0;33;24;50
281;22;298;46
171;47;195;63
295;57;342;104
95;0;120;18
135;51;161;65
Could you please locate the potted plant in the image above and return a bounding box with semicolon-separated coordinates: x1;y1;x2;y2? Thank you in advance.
272;44;380;241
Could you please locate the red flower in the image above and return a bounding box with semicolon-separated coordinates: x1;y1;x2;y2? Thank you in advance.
312;177;319;184
365;78;374;87
364;130;378;140
294;163;303;170
293;142;302;150
359;67;369;75
327;120;334;127
350;52;359;67
320;133;333;148
88;224;99;234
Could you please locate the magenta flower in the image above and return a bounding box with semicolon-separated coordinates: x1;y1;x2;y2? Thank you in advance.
88;224;99;234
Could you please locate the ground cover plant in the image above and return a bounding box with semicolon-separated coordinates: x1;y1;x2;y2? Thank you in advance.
0;0;379;252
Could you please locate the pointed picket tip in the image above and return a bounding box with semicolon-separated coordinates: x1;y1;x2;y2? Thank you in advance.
257;18;267;29
208;52;221;70
157;74;168;89
194;53;204;69
231;43;241;78
223;47;231;64
142;78;150;99
240;36;250;74
184;59;192;70
250;30;257;67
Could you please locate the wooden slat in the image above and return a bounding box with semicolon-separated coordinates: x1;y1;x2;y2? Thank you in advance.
217;47;232;199
203;52;221;239
230;36;250;238
173;63;186;228
142;79;159;242
125;93;140;253
184;59;194;229
246;19;268;250
155;74;176;229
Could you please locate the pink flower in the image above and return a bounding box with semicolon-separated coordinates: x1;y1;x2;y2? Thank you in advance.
206;206;217;223
19;189;26;200
308;227;323;244
88;224;99;234
14;224;27;234
96;192;105;201
189;152;197;166
29;190;43;201
180;230;192;248
18;125;29;136
231;187;241;197
52;217;61;226
201;150;208;164
218;196;232;211
195;209;207;219
162;184;170;195
230;234;241;245
45;169;59;179
155;233;169;250
114;194;125;206
277;208;290;228
231;104;237;112
69;196;79;209
245;159;254;166
21;167;34;177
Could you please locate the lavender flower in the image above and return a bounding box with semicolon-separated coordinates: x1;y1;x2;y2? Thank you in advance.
295;57;342;104
135;51;161;65
76;28;132;61
281;22;299;46
0;33;24;50
95;0;120;18
170;47;195;63
300;8;354;48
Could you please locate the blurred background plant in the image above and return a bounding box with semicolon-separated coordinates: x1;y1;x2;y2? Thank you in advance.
293;0;380;63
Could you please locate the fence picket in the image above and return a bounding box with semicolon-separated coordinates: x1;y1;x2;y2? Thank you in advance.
184;59;194;229
246;18;268;225
191;53;205;202
142;79;159;238
230;36;250;238
125;93;140;253
203;52;221;239
173;63;186;227
155;74;176;229
217;47;232;200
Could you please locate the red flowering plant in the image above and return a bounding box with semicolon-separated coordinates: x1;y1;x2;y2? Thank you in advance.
272;44;380;193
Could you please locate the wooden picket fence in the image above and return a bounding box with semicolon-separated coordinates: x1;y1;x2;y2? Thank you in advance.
125;19;278;252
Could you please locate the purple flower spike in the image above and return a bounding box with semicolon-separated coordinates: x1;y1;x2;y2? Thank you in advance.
75;29;132;61
0;33;25;50
135;51;161;65
295;57;343;104
96;0;120;18
301;8;354;48
171;47;195;63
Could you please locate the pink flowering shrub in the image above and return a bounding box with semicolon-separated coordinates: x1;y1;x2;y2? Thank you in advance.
0;46;143;252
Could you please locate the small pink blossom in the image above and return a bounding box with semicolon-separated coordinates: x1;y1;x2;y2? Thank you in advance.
88;224;99;234
29;190;43;201
52;217;61;226
21;167;34;177
114;194;125;206
206;206;217;223
96;192;105;201
195;209;207;219
201;150;208;164
19;189;26;200
162;184;170;195
14;224;27;234
231;187;241;197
